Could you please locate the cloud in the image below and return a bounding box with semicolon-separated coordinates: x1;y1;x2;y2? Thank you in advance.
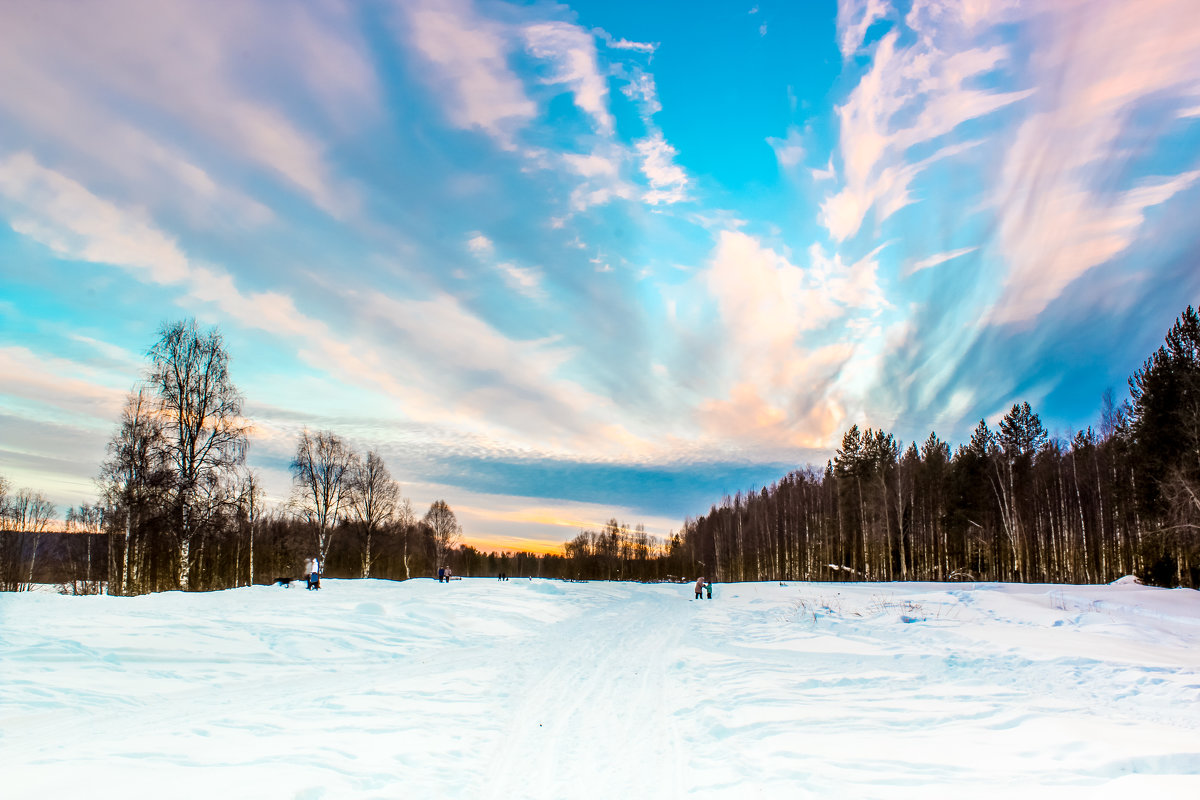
498;262;547;300
0;0;368;219
0;151;671;467
988;0;1200;323
524;22;615;136
402;0;536;149
562;148;635;211
0;152;192;283
692;231;888;447
355;291;639;449
904;245;978;276
635;133;690;205
0;345;127;426
0;152;418;411
836;0;891;59
810;158;836;182
620;68;662;117
767;126;806;169
829;0;1200;329
821;138;982;241
824;11;1031;241
467;232;495;256
595;29;659;54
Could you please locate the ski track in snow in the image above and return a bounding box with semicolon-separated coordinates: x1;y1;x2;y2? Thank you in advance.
1;579;1199;798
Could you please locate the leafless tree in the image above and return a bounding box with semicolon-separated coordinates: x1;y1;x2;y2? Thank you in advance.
148;319;249;590
290;428;356;568
0;473;11;532
349;450;399;578
8;488;55;590
66;502;104;594
396;497;415;580
424;499;462;569
237;470;264;586
99;386;171;595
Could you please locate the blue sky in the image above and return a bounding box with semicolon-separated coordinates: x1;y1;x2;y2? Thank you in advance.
2;0;1198;551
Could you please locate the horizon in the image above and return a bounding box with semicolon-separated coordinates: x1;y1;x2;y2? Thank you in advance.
2;0;1199;552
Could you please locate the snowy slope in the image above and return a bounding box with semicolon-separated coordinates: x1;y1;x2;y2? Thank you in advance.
1;579;1198;798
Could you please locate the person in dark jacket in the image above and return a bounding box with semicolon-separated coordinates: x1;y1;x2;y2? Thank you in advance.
438;567;445;583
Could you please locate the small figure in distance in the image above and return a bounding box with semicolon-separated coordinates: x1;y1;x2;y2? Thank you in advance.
446;567;453;582
694;576;705;601
438;566;445;583
706;580;712;600
305;557;321;591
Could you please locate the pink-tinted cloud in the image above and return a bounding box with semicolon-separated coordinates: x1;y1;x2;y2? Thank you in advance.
0;0;371;219
402;0;536;149
990;0;1200;323
824;18;1030;241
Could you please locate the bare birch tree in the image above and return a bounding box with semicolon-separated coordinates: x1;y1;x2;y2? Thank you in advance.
148;320;248;590
66;503;104;594
348;450;399;578
98;386;170;595
237;470;264;586
424;499;462;570
290;429;356;568
396;497;415;580
7;489;55;590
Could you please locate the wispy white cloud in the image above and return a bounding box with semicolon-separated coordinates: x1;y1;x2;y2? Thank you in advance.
810;158;836;182
402;0;536;149
904;245;978;276
524;22;615;136
0;150;668;463
836;0;891;59
0;345;127;425
467;232;495;256
988;0;1200;323
635;133;689;205
1;152;193;283
824;8;1031;240
620;68;662;117
0;0;368;219
562;148;635;211
595;28;659;54
767;126;806;168
498;262;547;300
0;152;412;410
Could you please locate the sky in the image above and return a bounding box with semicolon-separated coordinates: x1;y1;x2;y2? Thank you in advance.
1;0;1199;553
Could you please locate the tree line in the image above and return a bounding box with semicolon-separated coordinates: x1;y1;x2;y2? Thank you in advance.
3;307;1197;591
675;307;1200;589
0;319;495;594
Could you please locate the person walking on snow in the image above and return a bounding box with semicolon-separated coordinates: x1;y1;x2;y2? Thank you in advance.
706;580;712;600
438;566;445;583
694;576;705;600
305;557;320;590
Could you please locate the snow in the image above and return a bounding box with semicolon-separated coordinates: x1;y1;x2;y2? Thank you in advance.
2;579;1199;798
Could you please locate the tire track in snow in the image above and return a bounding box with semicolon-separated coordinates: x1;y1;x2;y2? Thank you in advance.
480;585;690;799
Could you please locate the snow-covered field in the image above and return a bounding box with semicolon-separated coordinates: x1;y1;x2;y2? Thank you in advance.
1;578;1198;798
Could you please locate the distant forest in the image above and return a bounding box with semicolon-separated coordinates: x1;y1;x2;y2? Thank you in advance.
2;308;1198;592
